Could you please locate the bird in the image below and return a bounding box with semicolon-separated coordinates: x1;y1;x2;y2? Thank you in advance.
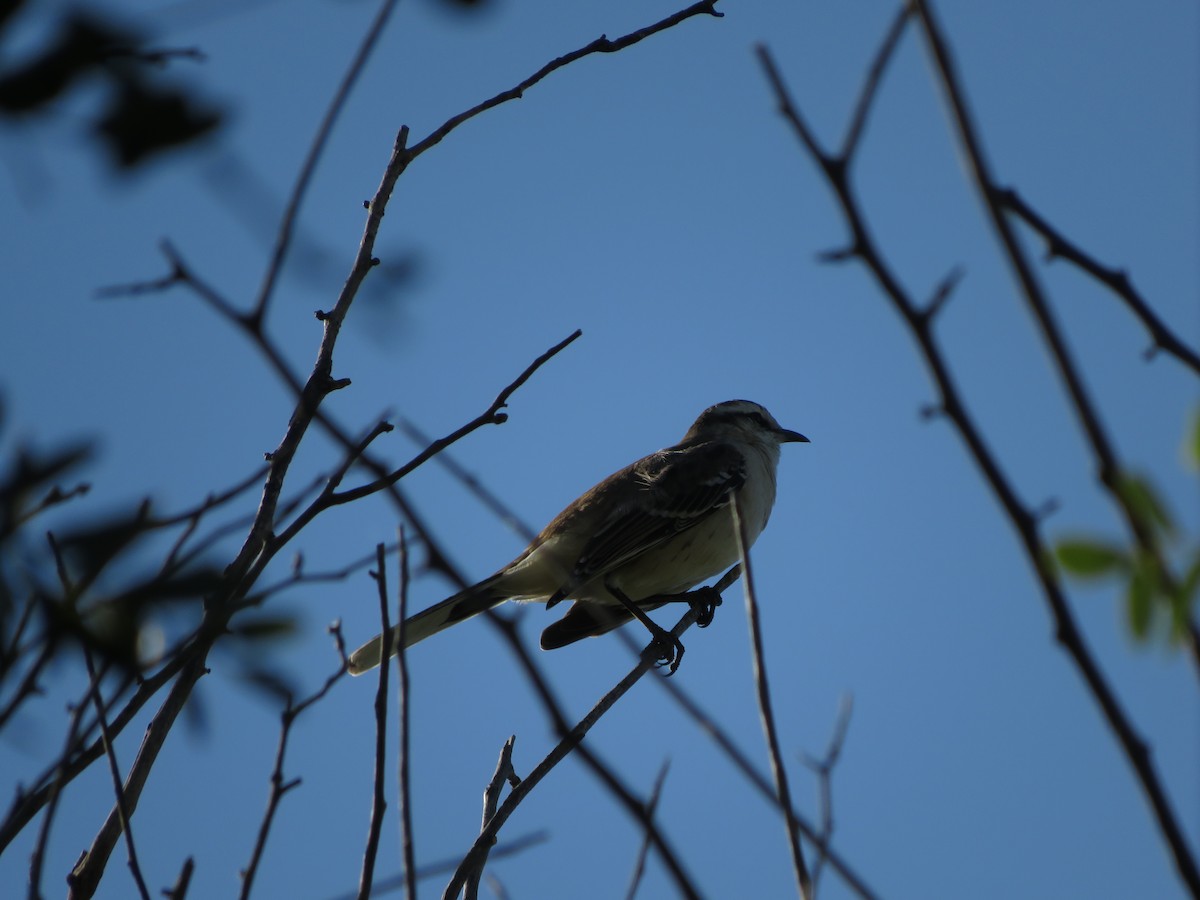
347;399;807;675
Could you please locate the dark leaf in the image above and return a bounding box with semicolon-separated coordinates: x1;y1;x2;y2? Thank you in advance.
1054;539;1127;578
0;15;131;112
95;75;222;168
230;615;299;641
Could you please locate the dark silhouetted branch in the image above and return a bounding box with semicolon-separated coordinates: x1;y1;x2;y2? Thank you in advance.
998;186;1200;378
623;760;670;900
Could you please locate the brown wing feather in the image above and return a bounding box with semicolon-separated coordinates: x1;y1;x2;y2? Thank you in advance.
570;440;746;584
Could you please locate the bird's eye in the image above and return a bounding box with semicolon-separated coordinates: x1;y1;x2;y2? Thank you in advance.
750;413;769;429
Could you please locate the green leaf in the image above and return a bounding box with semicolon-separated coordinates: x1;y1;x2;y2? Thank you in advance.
1055;539;1128;578
1189;407;1200;469
1179;547;1200;604
1116;473;1174;538
1172;547;1200;641
1126;565;1154;639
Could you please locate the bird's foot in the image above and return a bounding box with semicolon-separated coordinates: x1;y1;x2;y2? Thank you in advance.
641;624;685;676
687;587;722;628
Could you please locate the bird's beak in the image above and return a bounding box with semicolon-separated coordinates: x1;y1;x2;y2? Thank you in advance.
778;428;809;444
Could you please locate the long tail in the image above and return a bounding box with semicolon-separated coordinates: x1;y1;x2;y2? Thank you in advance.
347;575;507;675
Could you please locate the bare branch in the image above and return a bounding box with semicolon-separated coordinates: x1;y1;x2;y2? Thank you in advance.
997;186;1200;377
636;643;879;900
442;604;710;900
464;736;521;900
27;679;92;899
406;1;725;163
325;329;583;508
623;760;670;900
358;544;393;900
395;532;417;900
397;417;538;543
12;481;91;530
839;5;913;162
251;0;402;325
240;625;348;900
799;695;855;896
730;494;811;900
80;650;151;900
162;856;195;900
331;832;548;900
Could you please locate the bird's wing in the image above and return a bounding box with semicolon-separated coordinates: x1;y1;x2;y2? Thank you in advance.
569;440;747;585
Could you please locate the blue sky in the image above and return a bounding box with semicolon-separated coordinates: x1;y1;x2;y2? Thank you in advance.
2;1;1197;898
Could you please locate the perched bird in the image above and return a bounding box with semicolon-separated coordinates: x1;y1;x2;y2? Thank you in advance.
348;400;807;675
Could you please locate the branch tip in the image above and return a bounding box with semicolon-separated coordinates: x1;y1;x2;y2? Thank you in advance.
817;245;857;264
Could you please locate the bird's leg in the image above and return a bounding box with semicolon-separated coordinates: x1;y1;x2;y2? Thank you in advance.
606;583;685;675
646;586;723;628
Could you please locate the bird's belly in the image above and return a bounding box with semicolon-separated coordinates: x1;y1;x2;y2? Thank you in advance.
594;486;774;602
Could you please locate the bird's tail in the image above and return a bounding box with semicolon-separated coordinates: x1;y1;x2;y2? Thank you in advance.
347;575;508;675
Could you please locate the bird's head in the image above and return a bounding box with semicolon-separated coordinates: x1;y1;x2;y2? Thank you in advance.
684;400;809;448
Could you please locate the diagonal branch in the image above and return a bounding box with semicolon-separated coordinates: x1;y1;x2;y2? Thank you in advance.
997;186;1200;377
441;598;719;900
79;650;151;900
250;0;402;325
839;5;913;162
405;1;724;163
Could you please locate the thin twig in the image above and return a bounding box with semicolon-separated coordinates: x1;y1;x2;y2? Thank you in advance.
27;679;92;899
162;856;195;900
799;695;854;896
442;604;709;900
251;0;402;324
998;186;1200;377
80;650;151;900
397;417;538;543
464;736;520;900
327;330;582;507
240;625;348;900
623;760;671;900
359;545;393;900
328;832;548;900
730;494;811;900
0;640;53;733
404;1;725;163
839;5;913;161
12;481;92;530
396;530;417;900
635;640;879;900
